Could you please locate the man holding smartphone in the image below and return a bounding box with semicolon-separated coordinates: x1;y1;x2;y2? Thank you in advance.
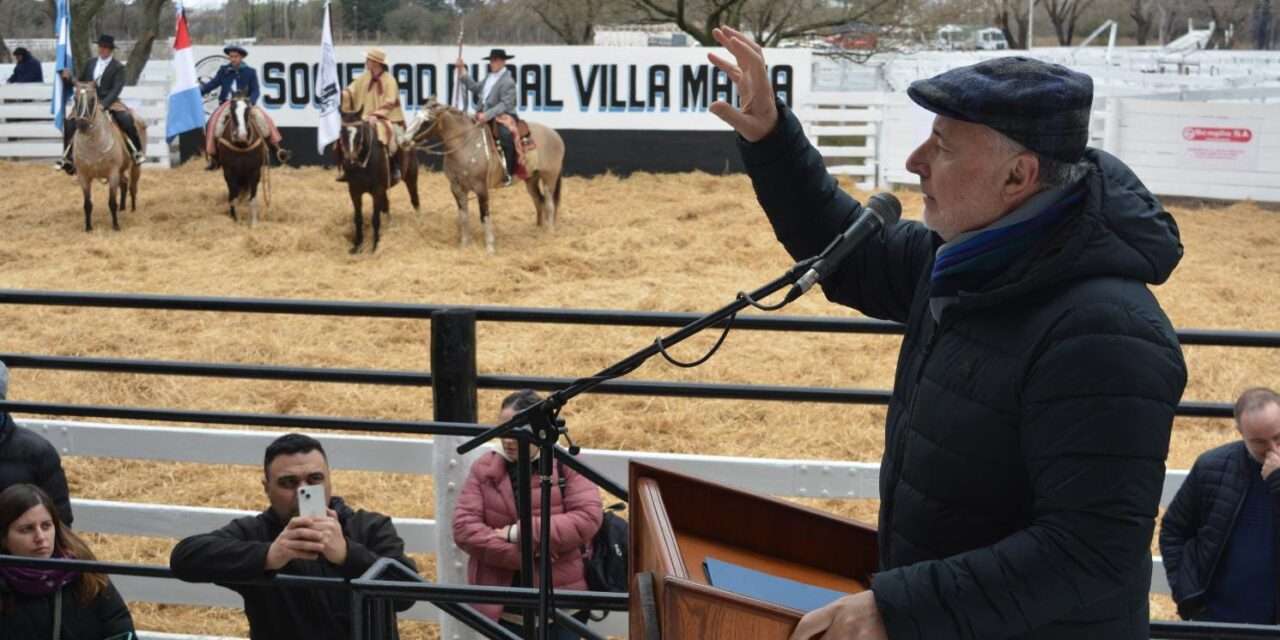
170;433;417;639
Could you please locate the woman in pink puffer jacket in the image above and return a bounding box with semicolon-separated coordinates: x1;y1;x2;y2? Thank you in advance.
452;390;603;635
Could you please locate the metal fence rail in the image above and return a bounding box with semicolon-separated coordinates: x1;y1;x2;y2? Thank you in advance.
3;288;1279;640
3;288;1280;347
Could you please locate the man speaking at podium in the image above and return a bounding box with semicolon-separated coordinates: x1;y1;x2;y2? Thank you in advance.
707;28;1188;640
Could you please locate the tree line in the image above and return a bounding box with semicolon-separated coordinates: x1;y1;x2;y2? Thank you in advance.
0;0;1275;84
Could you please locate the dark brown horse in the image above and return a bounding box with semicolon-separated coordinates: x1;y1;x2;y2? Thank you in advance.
214;94;273;226
337;114;421;253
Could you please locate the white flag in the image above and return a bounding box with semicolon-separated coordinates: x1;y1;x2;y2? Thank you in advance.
313;0;341;154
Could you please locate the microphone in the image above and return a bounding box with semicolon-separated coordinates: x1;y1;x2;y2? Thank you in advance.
785;193;902;303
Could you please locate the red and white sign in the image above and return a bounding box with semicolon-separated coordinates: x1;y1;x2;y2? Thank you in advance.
1179;119;1261;171
1182;126;1253;143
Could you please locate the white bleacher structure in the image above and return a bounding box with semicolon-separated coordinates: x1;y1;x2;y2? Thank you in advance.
0;63;174;167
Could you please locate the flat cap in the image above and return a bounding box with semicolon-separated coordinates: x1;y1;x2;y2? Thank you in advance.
907;56;1094;163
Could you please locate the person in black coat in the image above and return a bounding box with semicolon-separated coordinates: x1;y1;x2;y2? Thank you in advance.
0;362;73;526
0;484;134;640
170;433;417;640
708;29;1187;640
1160;388;1280;623
5;48;43;83
55;34;145;175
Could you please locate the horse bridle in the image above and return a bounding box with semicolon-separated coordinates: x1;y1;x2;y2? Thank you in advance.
340;120;375;169
412;107;484;156
71;87;98;126
218;97;264;152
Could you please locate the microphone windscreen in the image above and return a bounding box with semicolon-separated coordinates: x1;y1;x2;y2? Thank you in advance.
867;192;903;225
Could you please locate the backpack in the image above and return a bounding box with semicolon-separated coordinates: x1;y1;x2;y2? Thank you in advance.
556;462;629;595
584;503;629;593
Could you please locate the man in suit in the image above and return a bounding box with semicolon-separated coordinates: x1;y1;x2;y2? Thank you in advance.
200;44;286;170
55;34;145;174
455;48;518;185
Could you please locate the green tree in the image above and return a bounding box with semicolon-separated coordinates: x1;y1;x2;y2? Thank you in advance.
339;0;397;36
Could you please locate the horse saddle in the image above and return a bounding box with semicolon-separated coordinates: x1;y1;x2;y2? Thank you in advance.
489;118;536;151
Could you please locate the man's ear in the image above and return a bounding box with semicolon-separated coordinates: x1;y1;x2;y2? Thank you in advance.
1003;153;1040;203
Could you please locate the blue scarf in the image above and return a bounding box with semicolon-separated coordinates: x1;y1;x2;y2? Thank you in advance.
929;181;1086;319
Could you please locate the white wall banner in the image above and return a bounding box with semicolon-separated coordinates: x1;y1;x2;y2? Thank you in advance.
192;45;812;130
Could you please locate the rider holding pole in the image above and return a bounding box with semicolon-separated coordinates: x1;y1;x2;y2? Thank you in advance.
455;49;518;186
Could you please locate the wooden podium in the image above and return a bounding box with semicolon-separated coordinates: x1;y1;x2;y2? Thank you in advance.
629;462;879;639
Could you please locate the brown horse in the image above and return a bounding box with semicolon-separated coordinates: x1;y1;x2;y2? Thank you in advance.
337;113;421;253
408;97;564;254
68;81;144;231
214;93;277;226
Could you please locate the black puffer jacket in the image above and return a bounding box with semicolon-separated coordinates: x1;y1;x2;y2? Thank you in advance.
741;103;1187;639
0;413;73;525
1159;441;1279;619
0;579;134;640
170;496;418;640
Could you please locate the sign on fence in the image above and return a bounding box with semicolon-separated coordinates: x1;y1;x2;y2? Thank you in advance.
189;45;813;131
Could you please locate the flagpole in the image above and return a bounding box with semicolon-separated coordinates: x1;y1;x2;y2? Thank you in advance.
454;17;465;112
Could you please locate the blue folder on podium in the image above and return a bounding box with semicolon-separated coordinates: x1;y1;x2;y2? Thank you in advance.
703;557;848;613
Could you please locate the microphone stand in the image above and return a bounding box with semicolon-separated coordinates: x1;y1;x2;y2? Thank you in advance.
458;254;819;640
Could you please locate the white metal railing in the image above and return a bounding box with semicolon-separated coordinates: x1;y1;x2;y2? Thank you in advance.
16;417;1187;640
0;79;173;166
796;91;884;191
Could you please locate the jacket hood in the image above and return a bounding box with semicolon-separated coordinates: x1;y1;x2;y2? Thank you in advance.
967;148;1183;305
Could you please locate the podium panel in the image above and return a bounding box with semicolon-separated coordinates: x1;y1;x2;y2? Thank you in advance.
629;462;878;639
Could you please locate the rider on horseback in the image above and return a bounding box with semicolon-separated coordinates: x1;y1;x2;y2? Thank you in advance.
54;35;145;175
336;48;407;183
200;44;287;170
455;48;518;186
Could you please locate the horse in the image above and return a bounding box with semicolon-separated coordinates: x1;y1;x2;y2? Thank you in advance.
408;97;565;255
213;93;277;226
337;112;421;254
68;81;144;232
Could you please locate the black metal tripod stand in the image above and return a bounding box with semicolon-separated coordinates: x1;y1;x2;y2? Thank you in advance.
458;255;819;640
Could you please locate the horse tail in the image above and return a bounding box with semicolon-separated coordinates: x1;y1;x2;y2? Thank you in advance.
552;174;563;210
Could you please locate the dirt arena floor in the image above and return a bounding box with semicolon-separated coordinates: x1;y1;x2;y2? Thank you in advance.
1;159;1278;635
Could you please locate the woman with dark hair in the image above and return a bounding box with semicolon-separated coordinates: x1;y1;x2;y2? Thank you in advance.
453;389;603;637
0;483;134;639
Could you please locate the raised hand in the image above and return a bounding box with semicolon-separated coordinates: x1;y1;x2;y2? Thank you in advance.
706;26;779;142
1264;449;1280;481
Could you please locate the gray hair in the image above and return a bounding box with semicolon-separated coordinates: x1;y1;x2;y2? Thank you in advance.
992;131;1089;190
1235;387;1280;423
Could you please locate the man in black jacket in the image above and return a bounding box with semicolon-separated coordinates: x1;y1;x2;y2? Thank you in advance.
5;47;43;83
707;28;1186;640
1160;388;1280;623
170;433;417;640
0;361;74;525
55;34;146;175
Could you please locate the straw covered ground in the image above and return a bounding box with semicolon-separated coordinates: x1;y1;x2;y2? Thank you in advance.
1;159;1278;635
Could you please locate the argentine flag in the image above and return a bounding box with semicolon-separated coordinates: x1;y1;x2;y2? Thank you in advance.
51;0;72;131
166;4;205;142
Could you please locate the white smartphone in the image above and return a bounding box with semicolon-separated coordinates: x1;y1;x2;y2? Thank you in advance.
297;484;326;518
